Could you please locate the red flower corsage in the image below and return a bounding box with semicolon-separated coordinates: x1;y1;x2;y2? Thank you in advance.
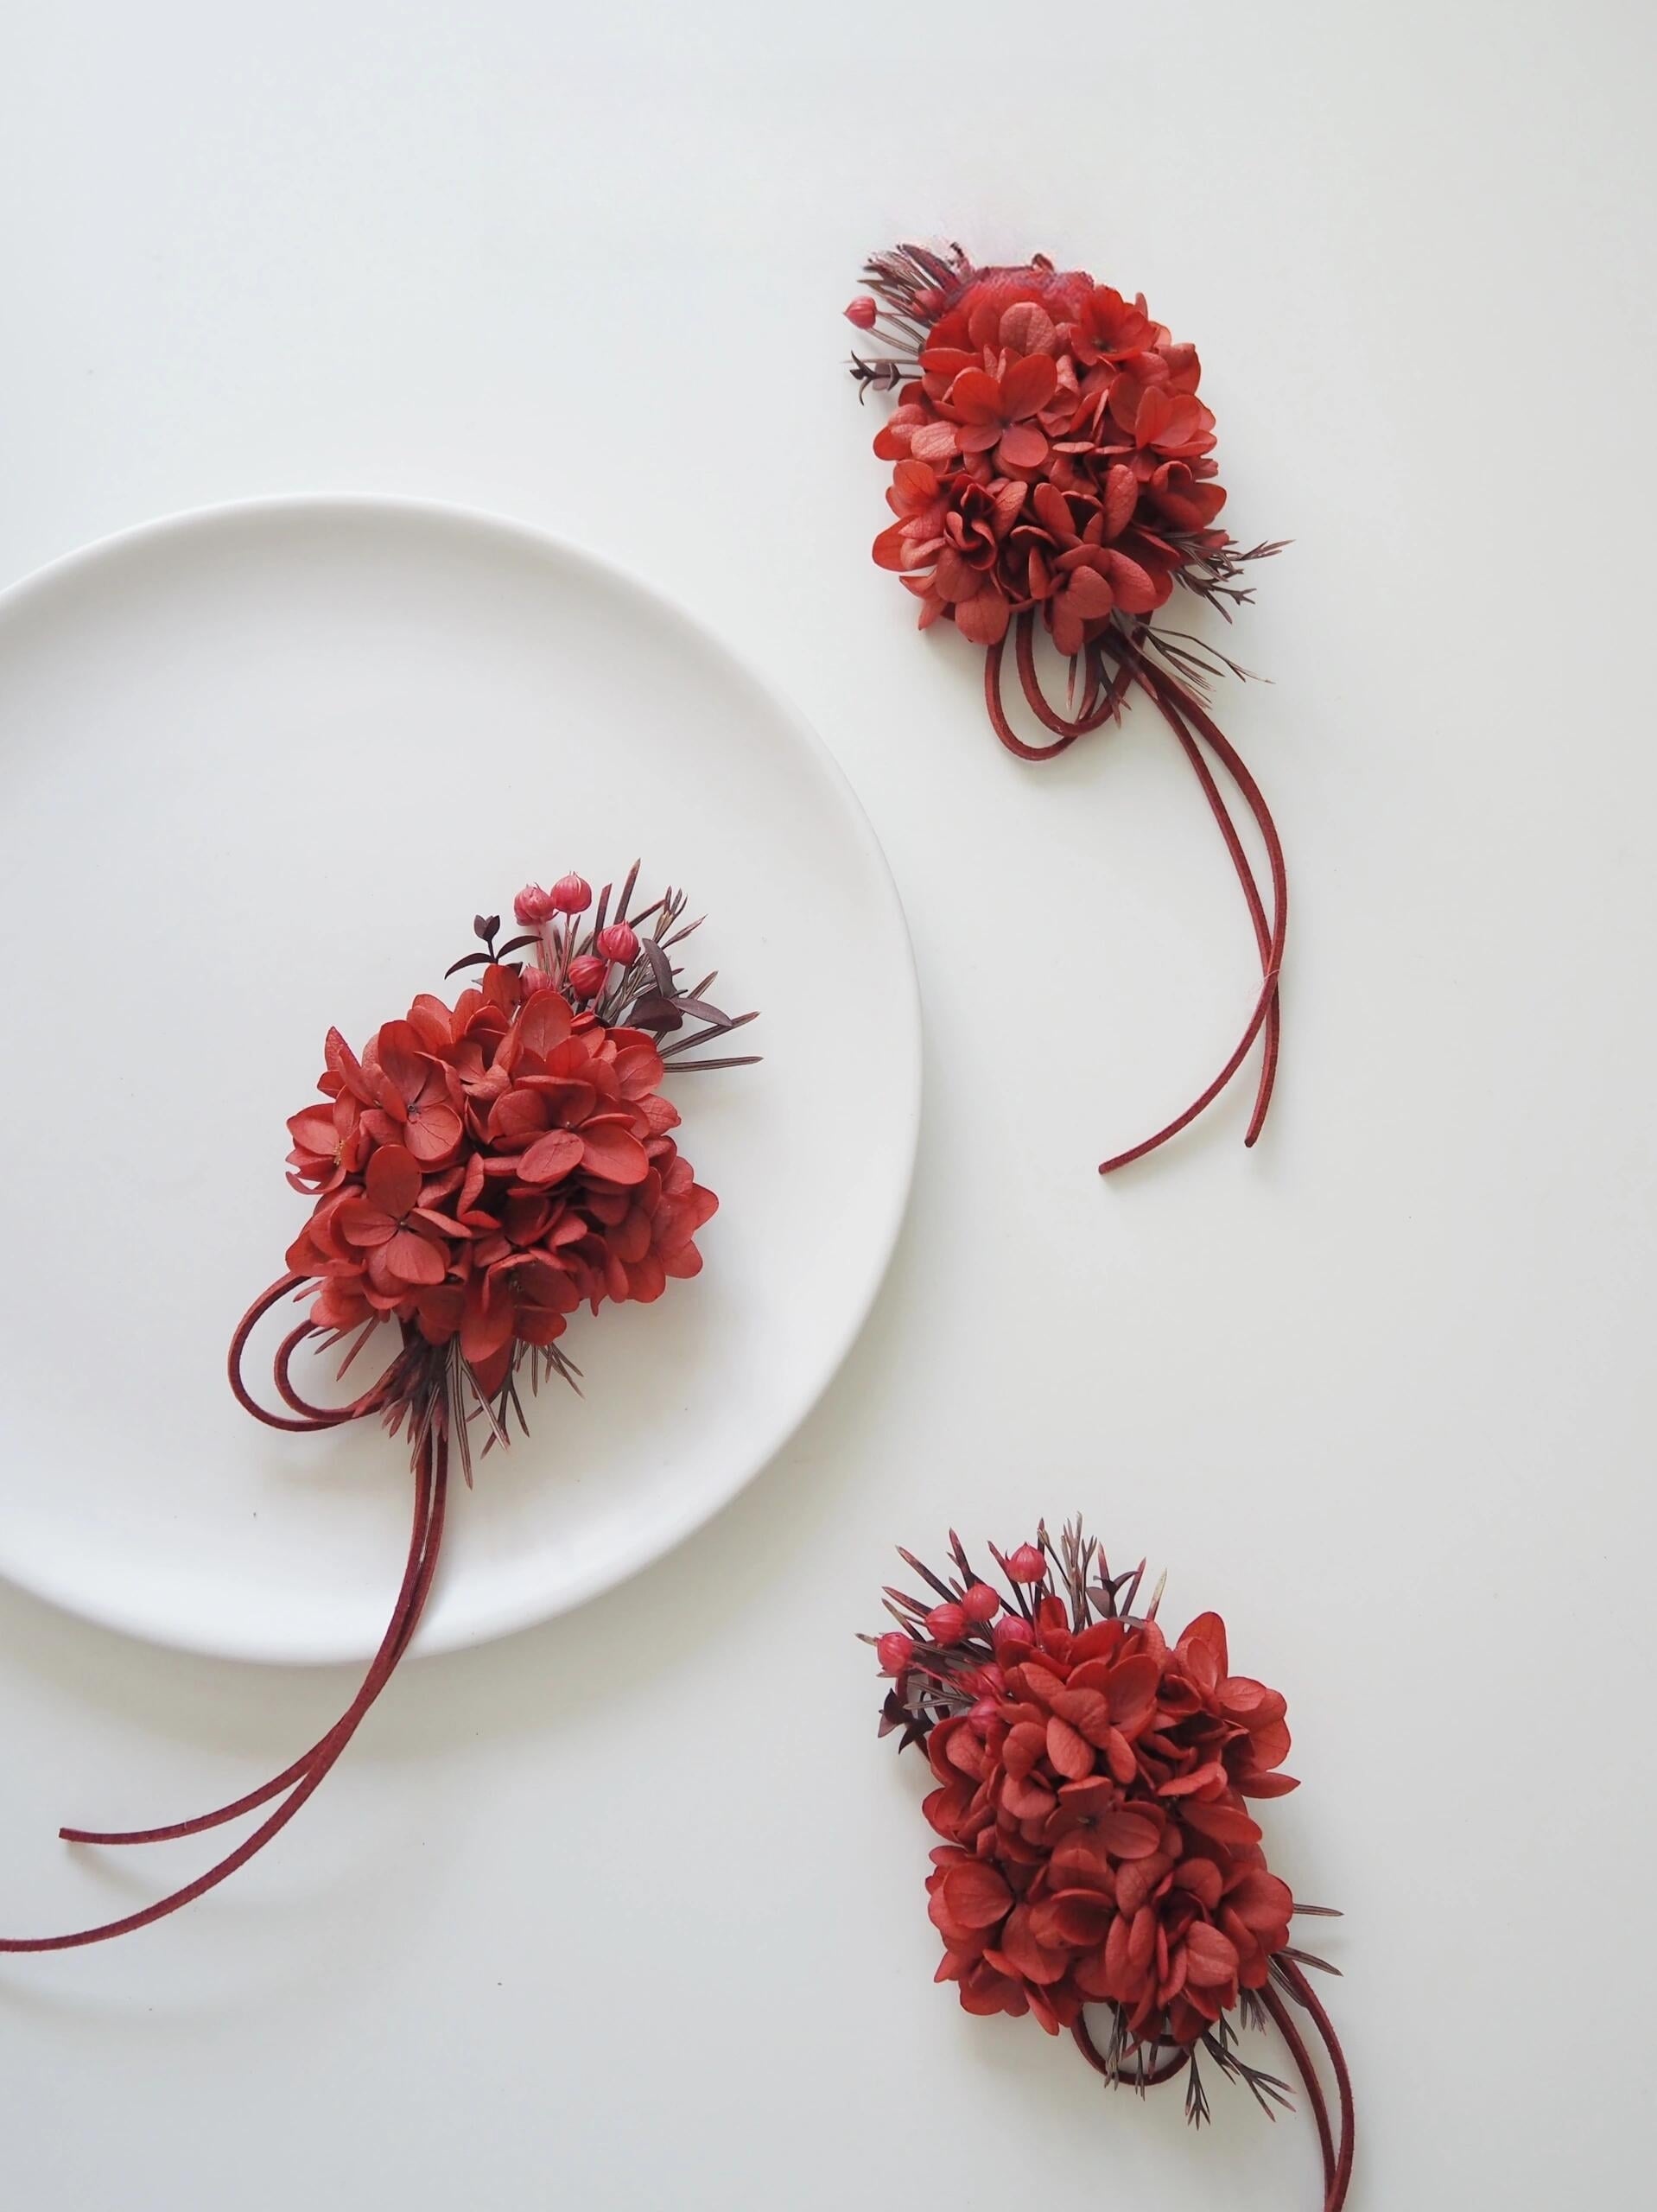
848;243;1288;1175
870;1522;1353;2209
4;864;755;1955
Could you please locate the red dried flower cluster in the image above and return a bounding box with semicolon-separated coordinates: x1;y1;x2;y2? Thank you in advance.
846;243;1290;1179
279;871;756;1413
879;1550;1294;2041
3;867;755;1960
848;245;1269;691
865;272;1221;653
285;972;713;1401
870;1523;1352;2206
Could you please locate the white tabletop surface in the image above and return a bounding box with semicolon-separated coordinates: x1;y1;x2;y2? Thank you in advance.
1;4;1651;2206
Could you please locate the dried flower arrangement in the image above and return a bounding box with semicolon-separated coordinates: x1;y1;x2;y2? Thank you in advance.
869;1522;1352;2208
848;243;1288;1174
3;863;755;1953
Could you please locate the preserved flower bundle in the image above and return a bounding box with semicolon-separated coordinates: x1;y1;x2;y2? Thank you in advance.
846;244;1288;1173
3;864;756;1954
868;1522;1353;2208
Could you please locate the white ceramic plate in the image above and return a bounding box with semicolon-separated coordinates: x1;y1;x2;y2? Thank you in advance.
0;498;918;1662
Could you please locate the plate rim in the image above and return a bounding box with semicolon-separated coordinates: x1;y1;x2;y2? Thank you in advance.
0;493;922;1662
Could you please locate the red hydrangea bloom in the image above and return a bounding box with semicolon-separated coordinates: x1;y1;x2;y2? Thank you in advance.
285;963;717;1398
869;1524;1310;2050
917;1604;1294;2043
936;354;1059;471
851;247;1233;663
874;463;1026;642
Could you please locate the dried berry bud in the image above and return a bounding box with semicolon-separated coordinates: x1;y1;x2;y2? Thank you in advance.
513;885;557;926
549;873;592;914
595;922;639;965
924;1601;968;1643
876;1630;917;1675
566;954;608;999
962;1580;1001;1623
520;964;556;995
1006;1543;1047;1583
844;295;878;329
993;1615;1035;1663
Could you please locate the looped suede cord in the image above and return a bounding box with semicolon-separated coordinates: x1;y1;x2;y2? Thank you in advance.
983;620;1287;1173
2;1278;448;1953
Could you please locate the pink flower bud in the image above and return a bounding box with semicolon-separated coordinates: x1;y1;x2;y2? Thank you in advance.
844;295;878;330
1006;1543;1047;1583
994;1615;1035;1663
566;954;608;999
924;1601;968;1643
595;922;639;965
520;964;556;995
962;1580;1001;1623
549;873;592;915
513;883;557;926
876;1630;917;1675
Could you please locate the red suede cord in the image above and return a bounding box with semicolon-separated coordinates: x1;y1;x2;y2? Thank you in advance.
1277;1960;1355;2211
1262;1981;1339;2205
2;1280;447;1952
978;621;1289;1173
1128;661;1283;1150
1095;652;1287;1173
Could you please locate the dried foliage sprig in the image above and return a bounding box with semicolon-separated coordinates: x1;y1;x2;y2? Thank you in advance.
847;243;1290;1175
3;865;756;1954
867;1522;1353;2209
